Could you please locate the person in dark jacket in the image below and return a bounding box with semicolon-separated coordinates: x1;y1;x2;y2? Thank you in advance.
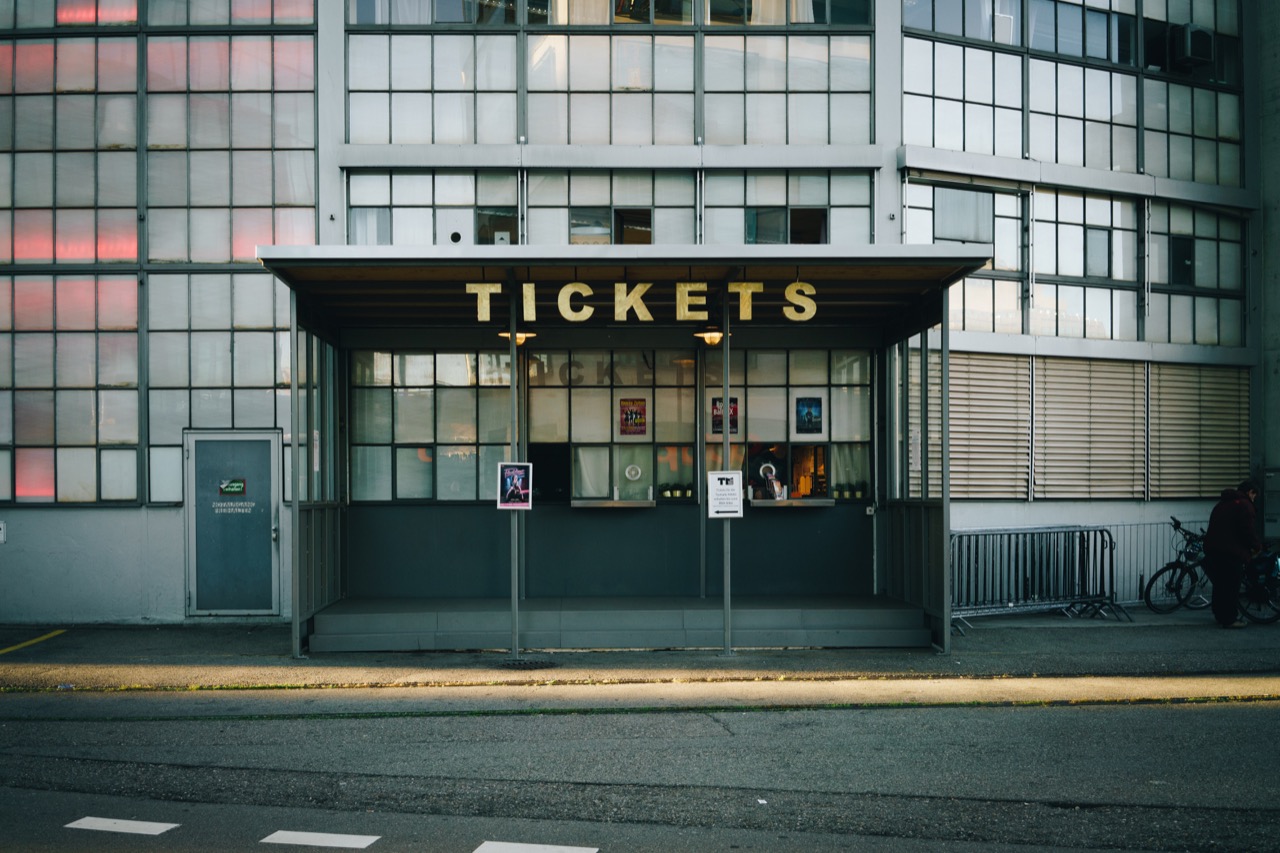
1202;479;1261;628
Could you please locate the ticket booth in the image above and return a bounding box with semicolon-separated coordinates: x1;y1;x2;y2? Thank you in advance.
259;244;989;655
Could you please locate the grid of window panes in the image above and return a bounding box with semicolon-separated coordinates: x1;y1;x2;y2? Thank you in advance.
529;171;695;245
0;35;140;264
0;274;139;503
146;272;293;503
902;38;1024;157
348;0;870;26
527;34;695;145
347;34;516;145
1145;201;1243;347
349;350;514;502
905;182;1024;334
703;170;871;245
348;171;519;245
1028;189;1139;341
733;349;871;501
903;0;1241;186
343;33;869;147
1142;76;1240;186
527;349;696;502
145;32;316;262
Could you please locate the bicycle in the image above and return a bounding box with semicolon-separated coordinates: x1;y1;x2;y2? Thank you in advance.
1143;517;1210;613
1237;550;1280;624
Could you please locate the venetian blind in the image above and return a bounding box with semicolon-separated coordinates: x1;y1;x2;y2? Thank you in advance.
1150;364;1249;497
907;345;943;499
1033;357;1145;499
950;352;1031;499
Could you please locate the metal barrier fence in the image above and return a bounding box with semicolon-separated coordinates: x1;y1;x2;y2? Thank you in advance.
950;525;1125;623
950;518;1207;623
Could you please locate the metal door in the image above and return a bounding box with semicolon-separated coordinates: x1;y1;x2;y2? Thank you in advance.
185;432;281;615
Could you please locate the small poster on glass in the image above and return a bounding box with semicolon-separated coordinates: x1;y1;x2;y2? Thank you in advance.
795;397;823;434
619;398;647;436
711;396;738;435
497;462;532;510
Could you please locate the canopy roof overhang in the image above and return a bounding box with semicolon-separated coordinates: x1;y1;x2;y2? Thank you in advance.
257;243;992;342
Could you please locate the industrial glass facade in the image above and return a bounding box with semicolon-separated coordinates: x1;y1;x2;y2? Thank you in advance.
0;0;1258;512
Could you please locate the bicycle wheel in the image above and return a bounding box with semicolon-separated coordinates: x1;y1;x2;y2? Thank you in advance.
1238;572;1280;624
1183;563;1212;610
1145;562;1195;613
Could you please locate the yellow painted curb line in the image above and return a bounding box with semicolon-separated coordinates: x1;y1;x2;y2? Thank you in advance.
0;629;66;656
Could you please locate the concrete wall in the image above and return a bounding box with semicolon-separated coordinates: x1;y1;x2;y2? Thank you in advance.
0;506;293;625
0;507;186;623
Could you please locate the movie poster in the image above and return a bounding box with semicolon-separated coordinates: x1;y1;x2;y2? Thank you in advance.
497;462;533;510
795;397;822;434
711;396;738;435
619;398;647;436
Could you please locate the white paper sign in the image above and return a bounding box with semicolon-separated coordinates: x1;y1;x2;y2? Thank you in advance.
707;470;743;518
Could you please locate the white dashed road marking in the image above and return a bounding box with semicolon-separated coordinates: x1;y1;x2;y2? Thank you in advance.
473;842;599;853
66;816;180;835
261;829;382;848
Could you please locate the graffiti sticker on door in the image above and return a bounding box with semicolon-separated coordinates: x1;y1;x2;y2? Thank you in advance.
219;478;247;496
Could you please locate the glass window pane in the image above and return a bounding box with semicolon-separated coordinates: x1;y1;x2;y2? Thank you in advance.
395;446;433;499
571;387;610;442
572;445;609;499
529;387;568;442
352;445;392;501
831;385;870;441
478;386;511;443
352;387;392;443
436;386;476;442
437;445;477;500
746;385;785;440
56;447;96;502
100;448;136;501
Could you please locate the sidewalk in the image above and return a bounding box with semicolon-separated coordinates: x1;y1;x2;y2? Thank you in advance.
2;607;1279;696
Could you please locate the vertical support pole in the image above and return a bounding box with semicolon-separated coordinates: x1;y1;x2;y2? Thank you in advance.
508;288;521;661
721;288;733;657
290;291;302;659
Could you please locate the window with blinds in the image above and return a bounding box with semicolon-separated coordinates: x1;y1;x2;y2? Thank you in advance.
907;345;943;499
1150;364;1249;498
950;353;1031;499
1032;357;1146;499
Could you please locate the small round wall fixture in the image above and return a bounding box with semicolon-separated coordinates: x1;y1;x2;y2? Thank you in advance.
625;464;643;481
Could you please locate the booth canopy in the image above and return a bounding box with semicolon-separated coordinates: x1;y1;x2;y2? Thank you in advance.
257;243;992;338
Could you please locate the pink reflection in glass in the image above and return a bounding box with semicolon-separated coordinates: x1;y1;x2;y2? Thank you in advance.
14;277;54;330
15;41;55;93
99;0;139;24
56;0;98;25
273;36;314;91
55;209;96;263
231;37;271;91
232;208;273;261
14;212;54;263
232;0;272;24
97;210;138;262
15;448;55;502
273;0;315;24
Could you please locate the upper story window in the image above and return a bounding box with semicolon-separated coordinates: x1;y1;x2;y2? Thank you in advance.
904;0;1023;45
350;0;867;26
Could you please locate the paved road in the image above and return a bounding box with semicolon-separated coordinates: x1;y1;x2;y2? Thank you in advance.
2;612;1279;851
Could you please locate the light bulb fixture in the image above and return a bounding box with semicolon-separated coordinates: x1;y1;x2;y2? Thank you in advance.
693;324;724;346
499;331;536;346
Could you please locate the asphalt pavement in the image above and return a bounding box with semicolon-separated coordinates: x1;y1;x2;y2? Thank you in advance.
0;605;1278;715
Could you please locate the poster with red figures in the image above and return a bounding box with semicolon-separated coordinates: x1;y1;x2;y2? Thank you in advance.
619;398;647;436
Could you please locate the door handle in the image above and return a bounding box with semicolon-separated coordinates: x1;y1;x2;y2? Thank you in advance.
272;525;279;542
